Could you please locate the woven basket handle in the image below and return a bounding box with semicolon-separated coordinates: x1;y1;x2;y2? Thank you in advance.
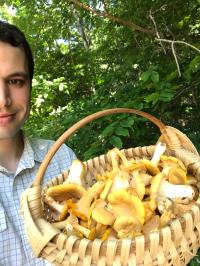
33;108;166;186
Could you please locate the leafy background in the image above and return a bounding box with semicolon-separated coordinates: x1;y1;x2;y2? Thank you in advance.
0;1;200;264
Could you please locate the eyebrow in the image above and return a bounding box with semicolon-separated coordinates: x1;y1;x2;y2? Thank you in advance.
7;72;29;79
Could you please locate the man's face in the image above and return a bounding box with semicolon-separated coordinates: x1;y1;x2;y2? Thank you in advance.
0;41;31;140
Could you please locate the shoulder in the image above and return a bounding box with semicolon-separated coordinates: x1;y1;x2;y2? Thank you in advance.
29;138;76;169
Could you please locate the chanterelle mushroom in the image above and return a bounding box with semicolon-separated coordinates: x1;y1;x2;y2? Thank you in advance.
107;189;145;225
46;183;86;202
113;148;149;199
142;142;166;175
158;180;195;204
91;207;115;226
160;155;186;171
124;163;146;200
44;195;69;221
113;215;142;238
71;181;105;221
106;149;130;193
63;159;86;186
167;166;187;185
150;172;195;207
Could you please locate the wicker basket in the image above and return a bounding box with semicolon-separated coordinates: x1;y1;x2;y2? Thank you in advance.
21;108;200;266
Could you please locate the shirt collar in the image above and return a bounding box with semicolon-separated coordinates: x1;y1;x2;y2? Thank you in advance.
0;133;48;176
15;135;36;176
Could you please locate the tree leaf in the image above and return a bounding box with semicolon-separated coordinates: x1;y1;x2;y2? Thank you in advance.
151;72;159;83
115;127;129;136
101;124;115;137
110;136;123;149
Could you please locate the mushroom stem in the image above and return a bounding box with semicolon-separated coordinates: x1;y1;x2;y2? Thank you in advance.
108;149;130;192
100;177;113;200
44;195;64;213
158;180;195;203
151;142;166;165
74;181;105;220
141;143;166;176
44;195;69;221
64;159;86;186
72;223;96;240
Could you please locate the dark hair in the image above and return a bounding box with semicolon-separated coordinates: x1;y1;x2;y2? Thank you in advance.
0;20;34;81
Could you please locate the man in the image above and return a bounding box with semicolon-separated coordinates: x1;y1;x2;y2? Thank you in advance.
0;20;76;265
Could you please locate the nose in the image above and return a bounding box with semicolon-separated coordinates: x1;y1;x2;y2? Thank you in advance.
0;81;11;108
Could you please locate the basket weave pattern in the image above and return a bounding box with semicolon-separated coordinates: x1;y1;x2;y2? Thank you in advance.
21;108;200;266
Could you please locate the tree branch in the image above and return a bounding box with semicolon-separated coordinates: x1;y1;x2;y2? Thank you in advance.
149;9;166;54
155;38;200;77
171;41;181;77
155;38;200;53
70;0;154;35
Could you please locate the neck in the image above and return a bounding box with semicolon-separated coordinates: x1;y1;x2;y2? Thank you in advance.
0;132;24;172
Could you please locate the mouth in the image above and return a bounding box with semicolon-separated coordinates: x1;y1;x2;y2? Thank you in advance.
0;113;15;125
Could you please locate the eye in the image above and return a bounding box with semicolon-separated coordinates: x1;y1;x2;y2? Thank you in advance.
7;79;25;88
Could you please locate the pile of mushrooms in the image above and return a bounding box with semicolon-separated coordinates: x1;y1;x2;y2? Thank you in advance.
43;142;198;240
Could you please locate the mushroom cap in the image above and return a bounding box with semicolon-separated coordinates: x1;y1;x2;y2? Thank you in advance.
47;183;86;201
107;189;145;225
149;172;164;210
123;162;146;173
130;175;145;200
141;159;160;176
160;155;186;171
92;207;115;225
113;215;142;238
167;166;187;185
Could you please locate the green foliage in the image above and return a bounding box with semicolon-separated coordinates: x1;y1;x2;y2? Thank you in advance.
1;0;196;159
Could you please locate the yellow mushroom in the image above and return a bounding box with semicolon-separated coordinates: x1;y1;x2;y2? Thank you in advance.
149;172;164;211
160;209;176;228
127;163;147;200
141;142;166;175
150;172;195;207
107;149;130;192
107;189;145;225
167;166;187;185
158;180;195;204
91;207;115;226
111;147;136;172
100;177;113;200
113;215;142;239
71;181;105;221
160;155;186;171
63;159;86;186
57;211;96;240
46;183;86;202
143;200;154;221
157;198;173;214
43;195;69;221
113;148;147;200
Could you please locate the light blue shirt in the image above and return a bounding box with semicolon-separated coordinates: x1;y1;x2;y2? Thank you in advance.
0;134;76;265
